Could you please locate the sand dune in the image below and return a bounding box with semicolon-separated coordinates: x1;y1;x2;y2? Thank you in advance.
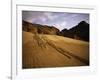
22;31;89;69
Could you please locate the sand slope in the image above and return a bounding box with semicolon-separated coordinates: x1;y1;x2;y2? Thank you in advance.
22;31;89;69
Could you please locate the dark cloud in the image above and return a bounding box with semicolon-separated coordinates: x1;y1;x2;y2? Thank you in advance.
22;11;89;30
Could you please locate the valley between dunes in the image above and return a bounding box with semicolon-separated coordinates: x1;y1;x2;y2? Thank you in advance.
22;31;89;69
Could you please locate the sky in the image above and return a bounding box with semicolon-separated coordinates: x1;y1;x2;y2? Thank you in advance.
22;11;89;31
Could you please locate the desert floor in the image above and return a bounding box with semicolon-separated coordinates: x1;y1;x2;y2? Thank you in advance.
22;31;89;69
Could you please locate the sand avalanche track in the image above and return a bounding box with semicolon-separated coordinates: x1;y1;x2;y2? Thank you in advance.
22;31;89;69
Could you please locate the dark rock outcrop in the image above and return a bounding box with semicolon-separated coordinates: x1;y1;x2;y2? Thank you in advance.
61;21;89;41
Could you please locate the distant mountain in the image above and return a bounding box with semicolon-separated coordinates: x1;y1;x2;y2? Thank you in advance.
23;20;60;35
60;21;89;41
23;20;89;42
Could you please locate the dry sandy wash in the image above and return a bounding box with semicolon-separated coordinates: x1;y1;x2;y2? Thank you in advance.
22;31;89;69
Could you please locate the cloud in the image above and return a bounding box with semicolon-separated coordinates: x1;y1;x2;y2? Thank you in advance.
22;11;89;30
